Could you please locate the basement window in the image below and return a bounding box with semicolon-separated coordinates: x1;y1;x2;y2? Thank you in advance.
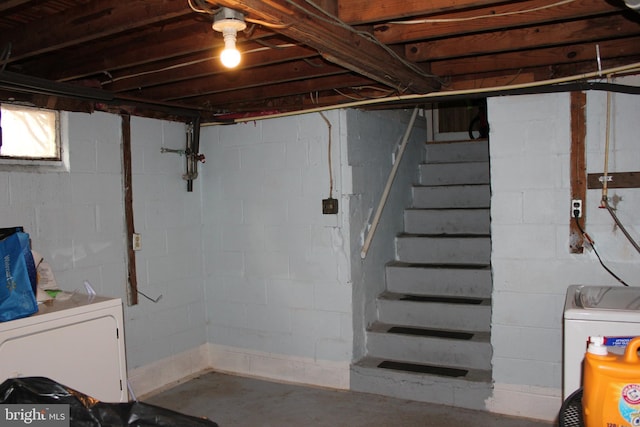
0;104;62;166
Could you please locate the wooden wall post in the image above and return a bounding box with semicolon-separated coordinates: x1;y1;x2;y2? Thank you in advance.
122;114;138;305
570;91;587;254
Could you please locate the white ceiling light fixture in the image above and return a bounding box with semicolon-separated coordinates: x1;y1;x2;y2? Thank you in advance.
624;0;640;12
212;7;246;69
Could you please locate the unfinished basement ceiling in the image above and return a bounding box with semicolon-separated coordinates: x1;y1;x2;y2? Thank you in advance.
0;0;638;123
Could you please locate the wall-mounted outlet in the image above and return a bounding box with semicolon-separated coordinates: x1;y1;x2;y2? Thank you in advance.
571;199;583;218
132;233;142;250
322;198;338;214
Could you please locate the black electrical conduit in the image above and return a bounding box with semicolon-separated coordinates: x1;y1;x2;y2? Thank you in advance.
0;70;203;119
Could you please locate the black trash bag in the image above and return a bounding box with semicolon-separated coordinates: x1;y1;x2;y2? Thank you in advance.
0;377;218;427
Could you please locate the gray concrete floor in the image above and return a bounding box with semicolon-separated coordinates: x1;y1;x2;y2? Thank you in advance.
144;371;556;427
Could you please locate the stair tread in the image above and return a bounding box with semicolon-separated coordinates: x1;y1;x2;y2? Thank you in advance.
380;291;491;305
368;322;491;342
354;356;492;383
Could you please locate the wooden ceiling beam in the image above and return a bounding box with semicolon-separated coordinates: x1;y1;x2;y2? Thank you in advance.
128;58;347;101
430;38;640;77
24;22;276;85
105;43;319;93
0;0;192;62
18;18;215;81
440;55;640;92
406;14;640;62
338;0;527;24
0;1;32;14
188;73;372;109
206;0;441;93
373;0;623;44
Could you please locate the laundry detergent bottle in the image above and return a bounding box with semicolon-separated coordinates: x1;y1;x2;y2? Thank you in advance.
583;336;640;427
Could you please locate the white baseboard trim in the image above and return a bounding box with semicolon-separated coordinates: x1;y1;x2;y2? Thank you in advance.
129;344;350;399
485;383;562;422
207;343;350;390
128;344;210;399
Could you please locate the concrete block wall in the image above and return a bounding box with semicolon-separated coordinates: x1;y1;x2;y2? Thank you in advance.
0;112;208;392
126;116;207;371
345;108;426;359
200;111;354;388
487;76;640;421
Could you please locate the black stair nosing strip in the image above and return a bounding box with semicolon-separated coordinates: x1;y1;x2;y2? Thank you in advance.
421;162;489;167
415;185;491;190
385;326;474;340
385;261;491;270
379;291;491;305
398;233;491;238
377;360;469;378
398;294;485;305
405;207;490;211
413;183;490;188
425;138;487;144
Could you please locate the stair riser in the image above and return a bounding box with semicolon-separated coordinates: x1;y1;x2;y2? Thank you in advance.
396;236;491;265
419;162;489;186
377;300;491;332
426;141;489;164
350;364;492;410
412;185;490;209
385;265;492;298
404;209;490;234
367;332;492;370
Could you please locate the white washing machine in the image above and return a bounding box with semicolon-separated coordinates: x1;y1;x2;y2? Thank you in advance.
563;284;640;400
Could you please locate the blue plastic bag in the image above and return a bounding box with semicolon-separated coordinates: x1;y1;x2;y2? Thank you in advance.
0;231;38;322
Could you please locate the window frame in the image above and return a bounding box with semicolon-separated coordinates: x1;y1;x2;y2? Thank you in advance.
0;105;69;172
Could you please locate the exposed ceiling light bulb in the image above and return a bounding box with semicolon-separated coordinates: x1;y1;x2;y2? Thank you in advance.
220;28;241;68
212;8;246;69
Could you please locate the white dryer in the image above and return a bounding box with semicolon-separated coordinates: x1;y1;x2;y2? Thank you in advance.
563;284;640;399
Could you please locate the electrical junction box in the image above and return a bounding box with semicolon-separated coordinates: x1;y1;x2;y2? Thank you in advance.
322;198;338;214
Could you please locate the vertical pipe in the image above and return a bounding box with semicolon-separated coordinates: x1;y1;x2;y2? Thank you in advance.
601;82;612;205
186;121;194;192
186;117;201;192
